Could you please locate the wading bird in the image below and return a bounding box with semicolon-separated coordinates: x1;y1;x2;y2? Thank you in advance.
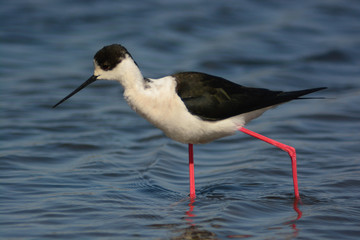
53;44;326;199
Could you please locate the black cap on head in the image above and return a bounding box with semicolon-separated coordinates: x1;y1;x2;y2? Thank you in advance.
94;44;131;71
52;44;133;108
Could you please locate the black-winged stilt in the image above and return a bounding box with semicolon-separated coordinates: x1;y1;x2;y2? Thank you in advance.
53;44;326;199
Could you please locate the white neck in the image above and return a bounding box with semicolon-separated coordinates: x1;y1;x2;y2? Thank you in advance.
94;55;145;92
116;57;144;91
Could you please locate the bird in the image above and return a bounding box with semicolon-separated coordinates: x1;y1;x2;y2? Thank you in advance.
53;44;326;199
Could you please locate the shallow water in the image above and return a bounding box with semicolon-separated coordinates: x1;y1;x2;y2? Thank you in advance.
1;0;360;239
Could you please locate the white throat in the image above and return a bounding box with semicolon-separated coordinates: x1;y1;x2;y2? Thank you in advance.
94;55;144;91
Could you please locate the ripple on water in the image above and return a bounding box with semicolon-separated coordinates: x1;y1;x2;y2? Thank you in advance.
1;0;360;239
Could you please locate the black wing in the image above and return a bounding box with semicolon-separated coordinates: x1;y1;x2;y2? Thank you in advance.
173;72;326;121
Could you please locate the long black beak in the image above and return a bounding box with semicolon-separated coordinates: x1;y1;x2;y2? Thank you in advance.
53;75;98;108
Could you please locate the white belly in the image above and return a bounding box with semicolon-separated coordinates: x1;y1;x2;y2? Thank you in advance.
123;77;270;144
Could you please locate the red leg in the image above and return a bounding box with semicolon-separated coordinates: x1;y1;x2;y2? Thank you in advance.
239;127;300;198
188;144;196;199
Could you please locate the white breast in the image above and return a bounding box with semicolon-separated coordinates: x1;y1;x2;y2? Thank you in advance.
123;76;244;144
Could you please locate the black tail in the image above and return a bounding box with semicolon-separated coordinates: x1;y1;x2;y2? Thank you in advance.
279;87;327;101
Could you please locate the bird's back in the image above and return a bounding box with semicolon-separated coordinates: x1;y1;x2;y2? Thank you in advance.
173;72;326;121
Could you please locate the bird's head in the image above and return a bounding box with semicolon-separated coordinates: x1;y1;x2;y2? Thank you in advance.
53;44;138;108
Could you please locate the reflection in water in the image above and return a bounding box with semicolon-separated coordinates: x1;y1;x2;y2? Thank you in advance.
183;197;303;239
280;197;303;239
185;197;253;239
170;225;218;240
150;197;218;239
185;197;196;223
289;197;303;238
152;196;303;239
175;197;219;240
293;197;303;221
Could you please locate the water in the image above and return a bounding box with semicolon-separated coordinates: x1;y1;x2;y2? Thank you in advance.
1;0;360;239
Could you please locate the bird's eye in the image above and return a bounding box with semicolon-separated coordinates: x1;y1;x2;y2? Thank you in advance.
102;64;110;70
100;61;112;71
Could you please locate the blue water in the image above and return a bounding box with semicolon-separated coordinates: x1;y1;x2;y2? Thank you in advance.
1;0;360;239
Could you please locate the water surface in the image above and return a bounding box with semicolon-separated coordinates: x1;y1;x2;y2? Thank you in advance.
1;0;360;239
